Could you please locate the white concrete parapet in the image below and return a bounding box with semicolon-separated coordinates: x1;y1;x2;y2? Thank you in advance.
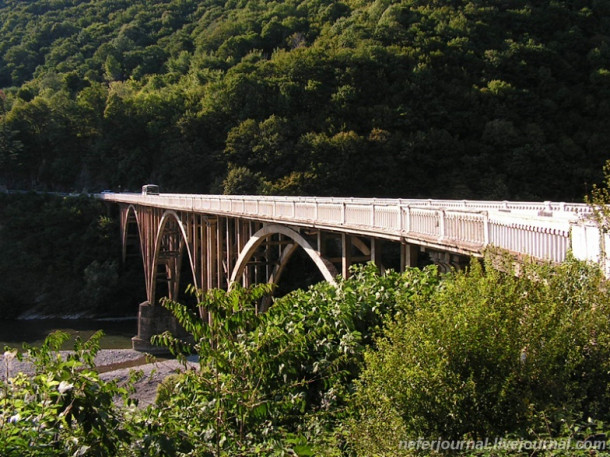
98;193;604;270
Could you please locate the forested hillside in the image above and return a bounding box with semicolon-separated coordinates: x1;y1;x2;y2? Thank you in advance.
0;193;142;318
0;0;609;200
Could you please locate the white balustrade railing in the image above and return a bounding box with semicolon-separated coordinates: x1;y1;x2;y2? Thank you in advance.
160;194;590;214
98;193;596;265
345;204;370;226
317;203;342;224
409;208;441;238
444;211;487;245
375;206;400;231
297;202;316;221
487;215;571;263
275;201;294;218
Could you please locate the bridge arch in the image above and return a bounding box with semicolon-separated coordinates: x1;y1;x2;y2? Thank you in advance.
121;204;141;263
118;204;149;315
229;224;338;288
150;210;199;304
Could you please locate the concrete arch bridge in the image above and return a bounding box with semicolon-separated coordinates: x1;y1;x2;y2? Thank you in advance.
98;193;604;352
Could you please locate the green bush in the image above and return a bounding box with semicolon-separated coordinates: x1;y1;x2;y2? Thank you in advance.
0;331;134;456
151;264;440;455
348;257;610;455
3;259;609;457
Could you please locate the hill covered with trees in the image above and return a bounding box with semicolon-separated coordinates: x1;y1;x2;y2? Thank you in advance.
0;0;609;200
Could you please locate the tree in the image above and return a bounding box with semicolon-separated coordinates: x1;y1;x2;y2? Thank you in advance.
104;54;124;81
586;159;610;231
0;91;24;187
223;165;262;195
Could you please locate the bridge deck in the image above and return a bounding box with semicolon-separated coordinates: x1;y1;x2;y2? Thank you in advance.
97;193;608;352
98;193;596;265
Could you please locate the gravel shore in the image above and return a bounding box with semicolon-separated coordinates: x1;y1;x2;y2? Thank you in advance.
99;353;199;408
1;349;198;407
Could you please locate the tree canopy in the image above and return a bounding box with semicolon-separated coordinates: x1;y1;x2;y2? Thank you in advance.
0;0;608;200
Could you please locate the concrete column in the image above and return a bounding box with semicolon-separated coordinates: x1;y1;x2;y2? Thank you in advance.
342;233;352;278
207;219;217;290
132;301;190;355
401;242;419;270
217;217;225;289
370;237;382;267
317;231;323;255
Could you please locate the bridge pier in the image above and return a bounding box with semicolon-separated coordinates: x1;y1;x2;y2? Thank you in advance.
131;301;190;354
401;242;419;270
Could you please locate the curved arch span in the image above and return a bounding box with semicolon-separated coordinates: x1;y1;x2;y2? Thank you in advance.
121;204;140;263
150;210;199;302
229;224;338;288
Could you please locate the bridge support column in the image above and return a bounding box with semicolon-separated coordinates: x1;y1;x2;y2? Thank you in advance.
401;242;419;270
206;218;218;290
342;234;352;278
370;238;382;268
131;301;190;354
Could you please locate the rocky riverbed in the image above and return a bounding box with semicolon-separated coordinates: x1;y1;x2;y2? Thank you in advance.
1;349;198;408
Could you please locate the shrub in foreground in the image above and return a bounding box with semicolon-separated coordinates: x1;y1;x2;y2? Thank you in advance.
348;257;610;456
152;264;440;455
0;331;134;456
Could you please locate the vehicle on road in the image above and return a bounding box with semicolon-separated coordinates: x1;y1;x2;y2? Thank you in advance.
141;184;160;195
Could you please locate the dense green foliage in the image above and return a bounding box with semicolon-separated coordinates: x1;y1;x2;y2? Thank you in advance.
151;265;437;455
4;261;609;456
1;0;608;199
349;258;610;455
0;193;140;317
2;264;433;456
1;331;137;456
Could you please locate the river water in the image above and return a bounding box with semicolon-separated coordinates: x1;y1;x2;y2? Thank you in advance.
0;318;137;351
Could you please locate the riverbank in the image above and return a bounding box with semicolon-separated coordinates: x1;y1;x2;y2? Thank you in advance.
1;349;198;408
